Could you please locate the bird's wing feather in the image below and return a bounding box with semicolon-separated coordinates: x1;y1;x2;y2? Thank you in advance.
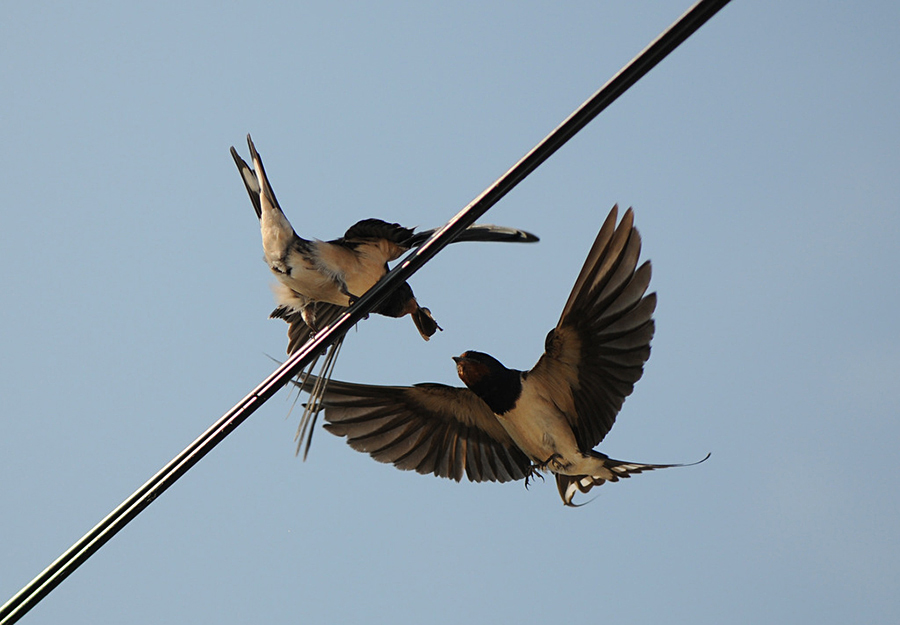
334;219;413;264
405;224;540;247
270;300;347;355
341;218;415;245
531;205;656;451
298;378;532;483
339;220;540;262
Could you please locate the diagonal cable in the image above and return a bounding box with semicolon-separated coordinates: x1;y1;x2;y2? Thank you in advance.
0;0;731;622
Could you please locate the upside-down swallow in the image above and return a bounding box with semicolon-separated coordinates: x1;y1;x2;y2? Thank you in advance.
230;134;538;343
296;205;708;505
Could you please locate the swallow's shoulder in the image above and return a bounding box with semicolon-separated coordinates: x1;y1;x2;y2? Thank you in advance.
339;218;415;246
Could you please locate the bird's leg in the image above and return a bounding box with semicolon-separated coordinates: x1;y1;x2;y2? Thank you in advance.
534;453;567;472
301;306;320;336
536;453;562;469
341;290;369;318
339;283;360;306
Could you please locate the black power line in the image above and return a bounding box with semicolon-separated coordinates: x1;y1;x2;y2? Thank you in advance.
0;1;731;622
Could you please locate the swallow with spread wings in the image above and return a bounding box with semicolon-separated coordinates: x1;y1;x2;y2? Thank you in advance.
230;134;539;458
295;205;708;506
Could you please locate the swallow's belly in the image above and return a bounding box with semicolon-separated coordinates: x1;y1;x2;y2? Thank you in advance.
274;264;350;307
496;386;580;467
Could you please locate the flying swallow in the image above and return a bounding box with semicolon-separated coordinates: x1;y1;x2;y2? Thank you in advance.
295;205;708;505
230;134;538;458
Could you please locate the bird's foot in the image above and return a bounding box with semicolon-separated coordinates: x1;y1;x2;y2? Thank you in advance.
340;283;360;307
524;466;546;490
301;308;320;334
534;453;564;472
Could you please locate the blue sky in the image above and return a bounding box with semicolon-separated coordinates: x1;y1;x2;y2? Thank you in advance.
2;1;898;623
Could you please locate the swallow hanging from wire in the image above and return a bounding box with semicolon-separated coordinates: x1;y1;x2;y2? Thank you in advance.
294;205;708;506
231;134;537;339
230;134;539;458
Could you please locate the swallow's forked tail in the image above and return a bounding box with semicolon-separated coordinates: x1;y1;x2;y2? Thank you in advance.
555;451;710;507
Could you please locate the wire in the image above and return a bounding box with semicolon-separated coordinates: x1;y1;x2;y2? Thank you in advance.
0;1;731;621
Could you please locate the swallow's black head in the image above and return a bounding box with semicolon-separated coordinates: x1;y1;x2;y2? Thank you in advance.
375;283;442;339
376;282;417;318
453;351;521;415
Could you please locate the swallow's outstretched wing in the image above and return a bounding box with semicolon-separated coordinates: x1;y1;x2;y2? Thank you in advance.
296;378;533;483
405;224;539;247
528;205;656;453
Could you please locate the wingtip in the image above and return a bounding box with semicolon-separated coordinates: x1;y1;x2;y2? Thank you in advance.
465;224;542;244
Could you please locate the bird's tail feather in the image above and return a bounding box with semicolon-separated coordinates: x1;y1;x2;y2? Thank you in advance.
555;452;710;507
244;134;285;219
294;335;344;460
230;134;287;221
230;145;263;219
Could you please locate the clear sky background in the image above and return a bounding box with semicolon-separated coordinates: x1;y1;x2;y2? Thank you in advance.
2;1;898;623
